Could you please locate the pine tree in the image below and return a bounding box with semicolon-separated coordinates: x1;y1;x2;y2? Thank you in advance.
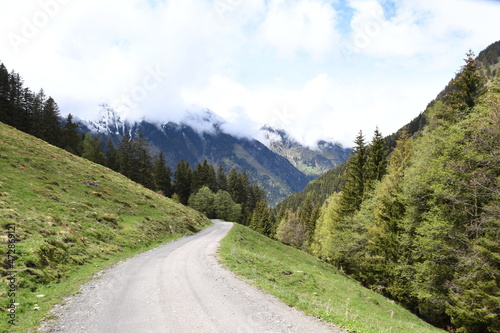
216;164;227;191
82;132;106;165
249;200;268;234
366;127;387;185
105;138;119;171
152;151;173;197
60;114;82;155
133;132;153;189
445;50;486;116
191;160;216;193
0;63;9;125
40;97;61;145
117;133;134;179
339;130;368;216
31;89;46;139
174;159;192;205
7;72;26;131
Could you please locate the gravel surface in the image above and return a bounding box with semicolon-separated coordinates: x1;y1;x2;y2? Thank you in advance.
38;220;345;333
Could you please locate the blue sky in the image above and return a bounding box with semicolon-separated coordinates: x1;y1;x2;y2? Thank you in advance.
1;0;499;146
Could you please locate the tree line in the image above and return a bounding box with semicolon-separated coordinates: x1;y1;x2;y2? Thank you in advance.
0;62;85;153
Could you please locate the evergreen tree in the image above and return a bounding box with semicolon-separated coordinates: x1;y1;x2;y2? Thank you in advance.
174;159;192;205
60;114;82;155
191;160;217;194
216;164;227;191
366;127;387;185
7;72;26;131
228;167;247;204
298;196;316;250
117;133;134;179
40;97;62;145
31;89;46;139
339;130;368;216
152;151;173;197
105;138;119;171
133;132;153;189
82;132;106;165
0;63;9;125
249;200;269;235
445;50;486;116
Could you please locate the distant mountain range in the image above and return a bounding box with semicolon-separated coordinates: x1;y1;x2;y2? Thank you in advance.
260;126;351;178
76;106;351;204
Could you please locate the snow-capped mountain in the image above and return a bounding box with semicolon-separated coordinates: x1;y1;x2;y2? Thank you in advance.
76;107;351;203
259;126;351;177
76;107;312;204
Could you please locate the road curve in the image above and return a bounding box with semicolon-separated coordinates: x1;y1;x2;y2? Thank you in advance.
40;220;343;333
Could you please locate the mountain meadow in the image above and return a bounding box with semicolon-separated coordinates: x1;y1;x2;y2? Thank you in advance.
0;122;210;332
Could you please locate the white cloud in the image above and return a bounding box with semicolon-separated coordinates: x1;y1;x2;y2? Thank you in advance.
258;0;340;59
0;0;499;147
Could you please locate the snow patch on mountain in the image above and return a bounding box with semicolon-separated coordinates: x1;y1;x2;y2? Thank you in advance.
179;108;225;135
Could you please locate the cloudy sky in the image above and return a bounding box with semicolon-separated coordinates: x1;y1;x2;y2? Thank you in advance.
1;0;499;146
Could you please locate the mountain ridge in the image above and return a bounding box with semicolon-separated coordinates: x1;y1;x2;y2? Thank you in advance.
259;126;351;178
77;108;323;204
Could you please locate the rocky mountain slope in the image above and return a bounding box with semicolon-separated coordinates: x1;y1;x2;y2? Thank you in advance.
259;126;351;178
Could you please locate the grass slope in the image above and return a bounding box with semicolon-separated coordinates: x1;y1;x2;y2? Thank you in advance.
219;224;445;333
0;122;210;332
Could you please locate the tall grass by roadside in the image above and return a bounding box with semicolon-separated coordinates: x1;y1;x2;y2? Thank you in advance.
0;122;210;332
219;223;445;333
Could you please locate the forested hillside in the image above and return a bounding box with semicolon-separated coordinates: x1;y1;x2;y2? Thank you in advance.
251;44;500;333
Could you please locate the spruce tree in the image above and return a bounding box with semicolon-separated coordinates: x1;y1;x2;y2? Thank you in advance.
117;133;133;179
445;50;486;116
174;159;192;205
249;200;268;234
82;132;106;165
216;164;227;191
0;63;9;125
61;114;82;155
105;138;119;171
7;72;26;131
133;132;153;189
152;152;173;197
366;127;387;186
339;130;368;215
40;97;61;145
31;89;46;139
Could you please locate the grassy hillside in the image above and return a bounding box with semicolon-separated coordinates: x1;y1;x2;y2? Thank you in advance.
0;122;211;332
219;224;445;333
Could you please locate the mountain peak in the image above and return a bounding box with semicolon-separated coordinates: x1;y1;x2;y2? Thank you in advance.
258;126;351;177
178;108;225;135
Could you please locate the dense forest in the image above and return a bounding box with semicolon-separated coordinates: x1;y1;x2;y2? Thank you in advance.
250;47;500;332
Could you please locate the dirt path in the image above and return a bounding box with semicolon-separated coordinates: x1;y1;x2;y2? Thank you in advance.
39;220;344;333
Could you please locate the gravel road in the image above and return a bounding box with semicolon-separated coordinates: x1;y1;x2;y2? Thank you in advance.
39;220;344;333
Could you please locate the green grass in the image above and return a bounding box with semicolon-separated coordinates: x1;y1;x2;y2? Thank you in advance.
219;224;446;333
0;123;211;332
